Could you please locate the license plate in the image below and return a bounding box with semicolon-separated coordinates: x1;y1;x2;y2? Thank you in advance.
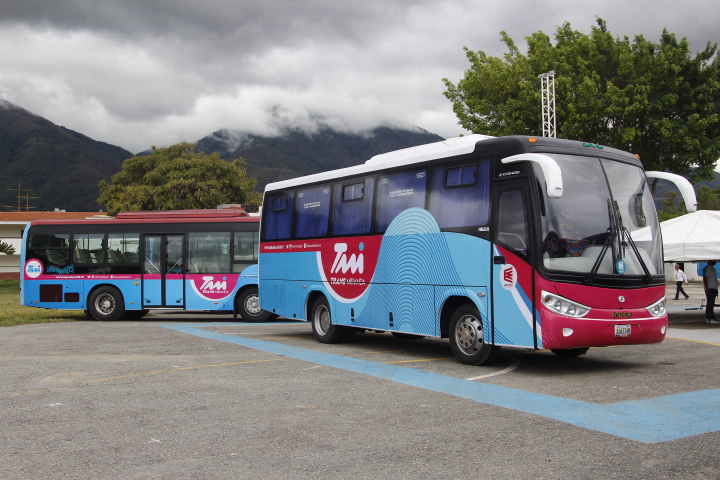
615;324;631;337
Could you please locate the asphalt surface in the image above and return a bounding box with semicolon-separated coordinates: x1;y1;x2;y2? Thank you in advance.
2;282;720;479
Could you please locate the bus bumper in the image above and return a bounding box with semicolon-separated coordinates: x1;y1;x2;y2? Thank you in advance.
540;311;668;350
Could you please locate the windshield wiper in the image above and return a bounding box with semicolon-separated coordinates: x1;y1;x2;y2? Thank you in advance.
613;200;653;282
587;200;652;283
587;200;615;283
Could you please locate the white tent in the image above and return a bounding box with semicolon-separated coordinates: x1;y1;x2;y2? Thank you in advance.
661;210;720;262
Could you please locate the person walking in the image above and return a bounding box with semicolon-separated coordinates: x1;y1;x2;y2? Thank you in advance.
673;264;689;300
703;260;718;324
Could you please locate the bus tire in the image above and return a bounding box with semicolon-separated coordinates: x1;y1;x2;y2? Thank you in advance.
551;347;589;358
235;287;272;322
311;297;346;344
449;304;498;365
88;287;125;321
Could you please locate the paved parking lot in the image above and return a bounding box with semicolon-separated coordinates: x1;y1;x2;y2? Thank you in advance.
2;284;720;479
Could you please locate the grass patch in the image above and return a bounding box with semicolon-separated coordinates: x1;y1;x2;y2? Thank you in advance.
0;280;85;327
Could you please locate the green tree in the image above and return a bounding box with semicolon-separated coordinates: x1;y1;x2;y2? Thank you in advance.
657;191;687;221
443;19;720;181
696;185;720;210
98;143;260;216
0;241;15;255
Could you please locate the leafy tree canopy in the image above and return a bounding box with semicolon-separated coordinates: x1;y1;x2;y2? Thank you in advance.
443;18;720;181
98;143;260;216
656;186;720;221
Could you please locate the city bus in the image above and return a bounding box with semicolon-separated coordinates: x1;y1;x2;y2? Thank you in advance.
20;208;273;322
258;134;695;365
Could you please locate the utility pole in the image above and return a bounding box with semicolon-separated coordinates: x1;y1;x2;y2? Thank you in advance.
538;71;556;138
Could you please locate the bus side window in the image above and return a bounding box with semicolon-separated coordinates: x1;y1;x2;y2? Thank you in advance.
73;233;104;264
294;186;331;238
233;231;258;272
188;232;231;273
28;233;70;268
264;193;294;240
375;169;428;233
332;178;374;235
428;161;490;229
495;189;529;257
108;233;140;264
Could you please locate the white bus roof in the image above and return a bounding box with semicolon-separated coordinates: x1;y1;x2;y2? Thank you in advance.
263;134;494;193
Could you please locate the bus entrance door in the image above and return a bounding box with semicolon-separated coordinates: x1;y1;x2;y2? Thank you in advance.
492;182;537;349
143;234;185;308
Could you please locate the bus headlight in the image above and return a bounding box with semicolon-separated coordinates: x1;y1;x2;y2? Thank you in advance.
645;297;666;317
541;291;590;318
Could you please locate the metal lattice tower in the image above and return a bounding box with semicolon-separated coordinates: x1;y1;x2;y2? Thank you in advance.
538;71;556;138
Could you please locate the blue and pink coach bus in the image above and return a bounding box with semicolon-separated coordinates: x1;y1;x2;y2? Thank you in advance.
258;135;695;365
20;208;272;321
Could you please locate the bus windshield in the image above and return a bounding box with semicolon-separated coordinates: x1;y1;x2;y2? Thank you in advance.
536;154;662;277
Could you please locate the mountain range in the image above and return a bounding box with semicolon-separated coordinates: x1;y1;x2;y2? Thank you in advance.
1;99;717;213
0;100;132;212
195;126;443;190
0;100;443;212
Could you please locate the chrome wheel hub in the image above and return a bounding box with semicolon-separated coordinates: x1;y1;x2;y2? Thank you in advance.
455;314;483;354
244;294;261;315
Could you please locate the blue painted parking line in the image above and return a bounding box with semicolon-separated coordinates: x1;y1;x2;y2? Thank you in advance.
161;323;720;443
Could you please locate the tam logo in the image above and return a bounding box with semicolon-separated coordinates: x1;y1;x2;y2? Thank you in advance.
24;259;43;279
189;274;237;301
200;276;227;291
331;243;364;274
318;237;381;302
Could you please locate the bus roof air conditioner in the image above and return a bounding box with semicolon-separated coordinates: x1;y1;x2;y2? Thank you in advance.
502;153;563;198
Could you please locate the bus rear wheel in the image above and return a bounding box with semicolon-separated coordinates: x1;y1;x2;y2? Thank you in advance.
551;347;590;358
311;297;346;344
449;304;498;365
88;287;125;321
236;287;272;322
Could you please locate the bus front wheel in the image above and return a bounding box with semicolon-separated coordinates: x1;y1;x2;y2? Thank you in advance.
311;297;346;343
236;287;272;322
88;287;125;321
449;304;498;365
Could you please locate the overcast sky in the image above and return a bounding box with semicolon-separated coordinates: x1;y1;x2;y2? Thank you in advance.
0;0;717;153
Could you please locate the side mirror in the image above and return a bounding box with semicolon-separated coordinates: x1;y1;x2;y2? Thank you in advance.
645;171;697;213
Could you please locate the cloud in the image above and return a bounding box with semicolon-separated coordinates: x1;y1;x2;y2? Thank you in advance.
0;0;717;153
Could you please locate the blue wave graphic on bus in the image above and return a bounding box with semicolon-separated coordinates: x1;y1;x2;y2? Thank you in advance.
348;208;536;346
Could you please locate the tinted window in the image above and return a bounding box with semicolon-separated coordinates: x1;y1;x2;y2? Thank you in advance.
28;233;69;248
264;193;294;240
496;189;528;257
446;164;478;186
188;232;231;273
332;178;374;235
343;183;365;201
233;231;258;273
73;233;104;264
375;169;427;232
428;160;491;228
294;186;331;238
107;233;140;264
27;232;70;270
